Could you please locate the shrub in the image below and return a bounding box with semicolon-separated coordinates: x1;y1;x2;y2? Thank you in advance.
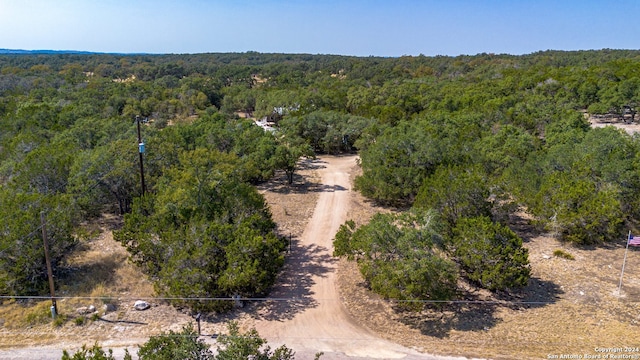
61;343;127;360
334;211;458;308
137;323;213;360
53;315;67;328
62;323;298;360
553;249;575;260
452;217;530;291
215;321;295;360
22;301;53;326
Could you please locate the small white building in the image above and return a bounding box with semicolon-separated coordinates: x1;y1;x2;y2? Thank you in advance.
254;117;276;132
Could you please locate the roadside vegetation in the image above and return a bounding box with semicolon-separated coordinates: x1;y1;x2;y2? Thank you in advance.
61;322;311;360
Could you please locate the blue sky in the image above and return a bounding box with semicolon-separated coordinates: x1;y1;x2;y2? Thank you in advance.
1;0;639;57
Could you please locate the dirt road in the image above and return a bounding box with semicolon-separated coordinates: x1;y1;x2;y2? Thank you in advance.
245;156;464;360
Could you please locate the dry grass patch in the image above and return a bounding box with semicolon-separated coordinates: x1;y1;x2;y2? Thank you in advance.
257;160;322;239
0;214;166;348
59;216;154;301
0;300;53;329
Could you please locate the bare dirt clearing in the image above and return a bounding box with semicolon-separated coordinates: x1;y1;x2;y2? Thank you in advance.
588;115;640;134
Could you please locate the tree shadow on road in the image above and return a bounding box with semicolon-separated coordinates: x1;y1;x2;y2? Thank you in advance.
244;239;338;321
297;158;327;171
256;158;344;195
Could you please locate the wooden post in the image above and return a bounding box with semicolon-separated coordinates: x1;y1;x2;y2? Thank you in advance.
41;212;57;317
194;313;201;336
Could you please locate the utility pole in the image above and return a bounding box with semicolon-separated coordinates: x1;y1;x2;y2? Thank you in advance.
136;115;147;195
41;212;57;318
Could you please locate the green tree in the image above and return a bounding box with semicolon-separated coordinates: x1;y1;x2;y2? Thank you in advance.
221;85;256;115
215;321;295;360
334;211;458;308
9;139;77;195
272;137;314;185
280;111;372;154
531;171;624;244
413;165;491;234
475;124;539;175
332;220;358;260
0;190;76;296
61;344;130;360
354;122;435;205
451;217;530;291
137;324;213;360
218;226;285;296
355;114;483;206
115;148;284;312
254;89;303;120
68;139;139;216
542;112;590;147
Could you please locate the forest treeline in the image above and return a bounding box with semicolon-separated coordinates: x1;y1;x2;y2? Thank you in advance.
2;49;640;309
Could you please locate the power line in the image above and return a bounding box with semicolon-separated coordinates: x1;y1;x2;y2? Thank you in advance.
2;294;637;305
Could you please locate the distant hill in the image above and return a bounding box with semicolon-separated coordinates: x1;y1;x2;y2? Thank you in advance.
0;48;100;55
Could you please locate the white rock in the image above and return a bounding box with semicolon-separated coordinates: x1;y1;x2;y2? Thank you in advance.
134;300;150;311
75;305;96;315
76;306;90;315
